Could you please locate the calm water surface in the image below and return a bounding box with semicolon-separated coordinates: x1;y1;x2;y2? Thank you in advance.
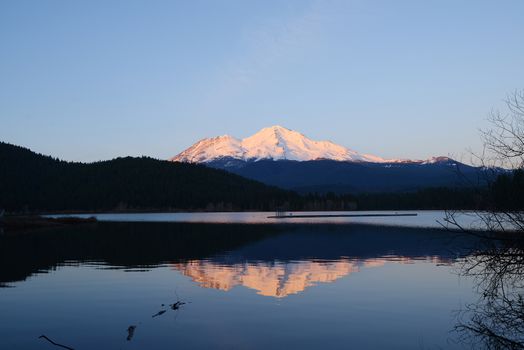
49;210;484;229
0;221;486;349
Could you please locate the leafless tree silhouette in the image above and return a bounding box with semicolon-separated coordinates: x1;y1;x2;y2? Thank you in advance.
481;90;524;169
455;240;524;349
445;90;524;349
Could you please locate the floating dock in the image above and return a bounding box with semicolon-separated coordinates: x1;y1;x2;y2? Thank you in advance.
267;213;418;219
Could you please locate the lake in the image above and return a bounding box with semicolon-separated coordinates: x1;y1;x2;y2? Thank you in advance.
48;210;486;229
0;214;490;349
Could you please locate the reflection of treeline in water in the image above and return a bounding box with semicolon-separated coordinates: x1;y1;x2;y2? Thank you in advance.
0;222;480;288
1;141;522;212
0;222;281;286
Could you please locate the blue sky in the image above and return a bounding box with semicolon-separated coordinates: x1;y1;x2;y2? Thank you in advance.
1;0;523;162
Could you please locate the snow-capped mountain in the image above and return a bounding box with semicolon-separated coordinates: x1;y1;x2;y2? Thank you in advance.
172;125;401;163
170;125;495;193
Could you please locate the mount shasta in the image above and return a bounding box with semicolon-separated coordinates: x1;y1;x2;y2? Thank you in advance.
172;126;487;193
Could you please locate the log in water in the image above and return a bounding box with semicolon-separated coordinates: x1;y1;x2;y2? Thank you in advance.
267;213;418;219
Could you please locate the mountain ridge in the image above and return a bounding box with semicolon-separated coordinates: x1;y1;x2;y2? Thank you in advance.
204;157;485;194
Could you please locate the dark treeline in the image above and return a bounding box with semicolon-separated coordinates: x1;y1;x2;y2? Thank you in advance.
488;169;524;211
0;142;301;212
324;187;487;211
1;141;521;213
311;169;523;211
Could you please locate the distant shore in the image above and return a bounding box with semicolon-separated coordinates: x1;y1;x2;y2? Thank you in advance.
8;207;456;216
0;215;97;233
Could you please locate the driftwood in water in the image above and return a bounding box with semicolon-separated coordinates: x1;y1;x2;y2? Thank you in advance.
126;325;137;341
151;310;167;318
170;301;186;310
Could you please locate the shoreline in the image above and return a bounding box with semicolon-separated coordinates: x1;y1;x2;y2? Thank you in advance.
0;215;97;233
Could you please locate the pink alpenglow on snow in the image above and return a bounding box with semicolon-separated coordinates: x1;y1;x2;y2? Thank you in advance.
172;125;405;163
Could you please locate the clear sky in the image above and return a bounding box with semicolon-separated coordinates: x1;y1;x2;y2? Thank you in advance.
1;0;523;162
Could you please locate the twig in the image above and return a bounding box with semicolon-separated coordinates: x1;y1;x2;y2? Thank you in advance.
38;335;75;350
152;310;166;318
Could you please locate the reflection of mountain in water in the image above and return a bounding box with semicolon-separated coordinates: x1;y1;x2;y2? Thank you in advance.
1;222;481;289
173;259;378;297
170;226;473;297
173;257;448;298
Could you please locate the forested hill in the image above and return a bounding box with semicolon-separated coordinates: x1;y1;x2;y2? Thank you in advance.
0;142;300;213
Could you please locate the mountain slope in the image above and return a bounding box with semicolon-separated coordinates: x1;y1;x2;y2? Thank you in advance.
0;142;298;212
172;125;396;163
205;157;493;194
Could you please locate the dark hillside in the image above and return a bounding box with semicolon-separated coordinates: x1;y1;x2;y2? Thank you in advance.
0;142;299;212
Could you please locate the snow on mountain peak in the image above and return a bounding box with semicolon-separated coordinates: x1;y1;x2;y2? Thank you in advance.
420;156;456;165
172;135;243;163
171;126;401;163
